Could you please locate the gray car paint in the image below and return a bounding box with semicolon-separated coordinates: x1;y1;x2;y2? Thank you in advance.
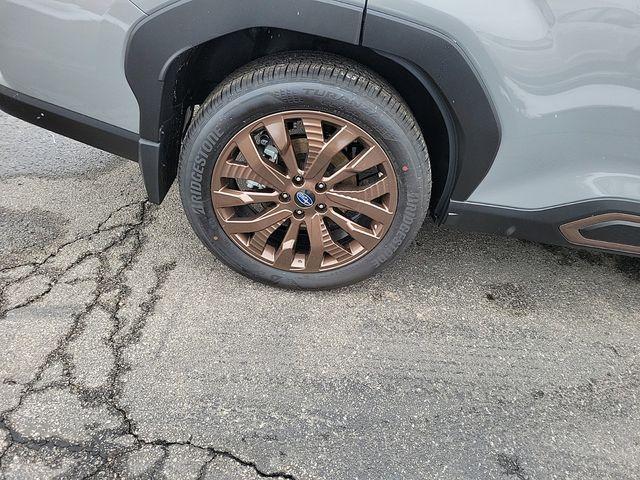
1;0;639;210
370;0;640;209
0;0;144;132
129;0;365;14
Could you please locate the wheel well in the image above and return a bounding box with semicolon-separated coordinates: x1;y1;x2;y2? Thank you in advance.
168;27;453;217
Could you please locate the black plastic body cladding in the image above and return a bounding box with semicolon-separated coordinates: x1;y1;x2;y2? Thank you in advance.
361;11;501;202
0;85;138;161
125;0;363;141
448;199;640;255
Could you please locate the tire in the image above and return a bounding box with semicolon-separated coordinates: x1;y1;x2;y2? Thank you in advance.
178;52;431;289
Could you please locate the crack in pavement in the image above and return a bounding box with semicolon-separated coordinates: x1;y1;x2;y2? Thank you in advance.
0;201;145;316
83;436;297;480
497;453;529;480
196;453;217;480
1;201;146;398
143;438;297;480
1;425;296;480
0;199;296;479
0;201;141;273
0;200;151;471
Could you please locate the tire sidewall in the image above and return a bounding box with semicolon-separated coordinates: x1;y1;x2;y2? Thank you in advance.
180;78;429;289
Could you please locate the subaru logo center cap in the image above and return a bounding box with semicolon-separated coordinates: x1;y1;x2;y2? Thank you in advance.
295;190;316;208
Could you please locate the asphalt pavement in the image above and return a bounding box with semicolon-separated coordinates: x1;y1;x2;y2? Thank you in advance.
1;111;639;479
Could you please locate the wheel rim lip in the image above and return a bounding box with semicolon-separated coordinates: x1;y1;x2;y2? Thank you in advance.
210;109;399;273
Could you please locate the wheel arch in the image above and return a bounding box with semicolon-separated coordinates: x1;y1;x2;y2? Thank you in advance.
125;0;364;204
124;1;500;219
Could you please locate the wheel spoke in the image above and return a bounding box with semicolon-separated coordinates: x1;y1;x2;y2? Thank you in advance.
304;215;351;271
247;219;287;257
325;191;394;224
302;117;359;179
304;215;324;271
222;206;291;234
331;175;392;202
218;161;267;185
263;116;301;176
273;220;302;269
213;187;280;207
325;145;388;186
235;135;288;190
325;209;380;250
301;117;324;172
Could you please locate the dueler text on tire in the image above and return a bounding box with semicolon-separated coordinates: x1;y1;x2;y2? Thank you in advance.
178;53;431;289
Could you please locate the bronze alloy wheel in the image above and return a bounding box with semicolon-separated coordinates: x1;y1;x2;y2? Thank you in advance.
179;53;431;288
210;110;399;272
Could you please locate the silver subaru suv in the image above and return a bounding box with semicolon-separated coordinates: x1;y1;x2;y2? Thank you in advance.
1;0;639;288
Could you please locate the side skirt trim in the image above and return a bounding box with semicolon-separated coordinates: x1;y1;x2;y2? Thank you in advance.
446;199;640;256
0;85;139;161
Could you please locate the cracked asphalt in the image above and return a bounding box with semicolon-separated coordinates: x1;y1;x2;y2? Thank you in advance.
1;110;639;479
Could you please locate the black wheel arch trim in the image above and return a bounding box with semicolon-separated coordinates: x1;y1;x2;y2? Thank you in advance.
361;10;502;204
124;0;364;141
124;0;365;203
124;1;501;205
373;51;459;221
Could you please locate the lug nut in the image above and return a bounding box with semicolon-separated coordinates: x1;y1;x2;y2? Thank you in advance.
316;182;326;192
279;192;290;202
316;203;327;212
293;175;304;185
293;209;305;218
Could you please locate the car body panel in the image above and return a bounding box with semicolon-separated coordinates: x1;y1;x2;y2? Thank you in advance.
0;0;144;132
129;0;366;14
369;0;640;209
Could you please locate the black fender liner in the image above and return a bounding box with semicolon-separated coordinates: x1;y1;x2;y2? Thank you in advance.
125;0;364;203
